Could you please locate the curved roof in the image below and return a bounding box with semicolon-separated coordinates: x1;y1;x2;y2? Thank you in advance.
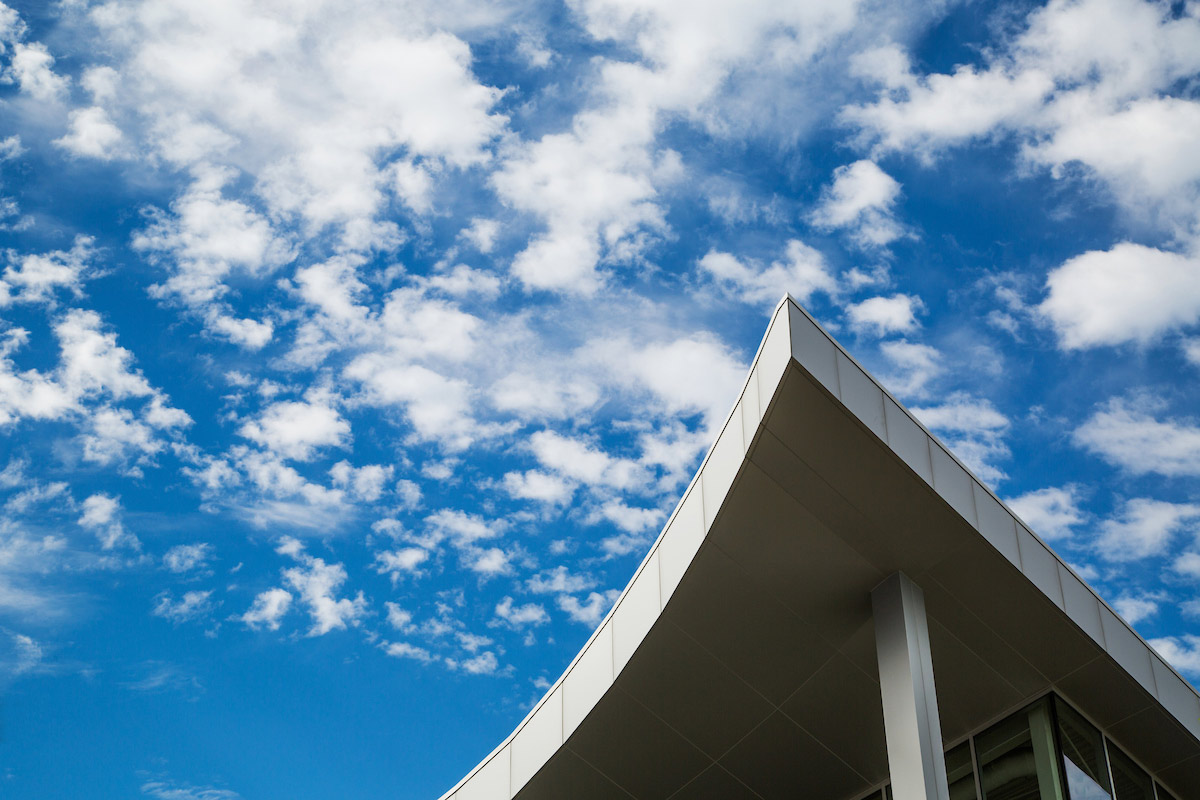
439;297;1200;800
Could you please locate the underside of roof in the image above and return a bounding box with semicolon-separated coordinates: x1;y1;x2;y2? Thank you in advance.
440;298;1200;800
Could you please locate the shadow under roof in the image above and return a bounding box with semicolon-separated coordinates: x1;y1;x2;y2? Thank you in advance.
440;297;1200;800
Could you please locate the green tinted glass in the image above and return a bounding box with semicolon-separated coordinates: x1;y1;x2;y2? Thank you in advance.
947;741;978;800
977;698;1063;800
1054;699;1111;800
1106;744;1152;800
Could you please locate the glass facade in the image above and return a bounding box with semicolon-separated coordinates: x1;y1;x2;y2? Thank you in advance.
854;693;1179;800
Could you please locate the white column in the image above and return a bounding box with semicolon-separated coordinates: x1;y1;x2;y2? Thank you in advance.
872;572;950;800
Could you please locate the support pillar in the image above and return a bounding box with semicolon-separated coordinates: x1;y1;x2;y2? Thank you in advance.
872;572;950;800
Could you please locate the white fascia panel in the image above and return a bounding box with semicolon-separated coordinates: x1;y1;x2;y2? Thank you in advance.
1100;606;1157;697
1059;564;1105;646
929;444;978;528
1152;656;1200;742
1015;525;1064;611
455;745;511;800
756;303;793;405
657;485;705;606
510;688;563;792
835;351;887;441
741;367;762;451
884;396;934;485
613;552;662;675
973;482;1020;568
788;302;839;395
701;412;745;532
563;623;614;740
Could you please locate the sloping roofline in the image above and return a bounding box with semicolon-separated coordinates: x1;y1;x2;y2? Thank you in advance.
439;296;1200;800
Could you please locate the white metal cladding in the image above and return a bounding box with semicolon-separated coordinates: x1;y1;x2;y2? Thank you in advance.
437;297;1200;800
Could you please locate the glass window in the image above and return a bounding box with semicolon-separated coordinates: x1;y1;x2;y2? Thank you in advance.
977;698;1065;800
947;741;978;800
1106;743;1153;800
1054;699;1111;800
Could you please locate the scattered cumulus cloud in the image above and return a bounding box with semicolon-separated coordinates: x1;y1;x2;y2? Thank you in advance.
1095;498;1200;562
1007;486;1084;540
1074;396;1200;477
697;240;837;307
846;294;923;337
809;160;906;248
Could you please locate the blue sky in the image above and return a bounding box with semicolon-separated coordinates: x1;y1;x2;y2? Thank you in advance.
1;0;1199;797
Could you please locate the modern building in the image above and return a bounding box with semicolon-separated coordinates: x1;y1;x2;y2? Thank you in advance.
439;297;1200;800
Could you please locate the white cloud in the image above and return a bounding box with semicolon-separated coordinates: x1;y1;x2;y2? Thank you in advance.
493;120;666;295
191;448;348;529
373;548;428;583
528;430;645;491
140;780;241;800
526;565;595;595
82;407;164;466
809;160;905;248
557;589;619;625
879;340;941;399
55;107;124;160
78;493;139;550
846;294;923;337
280;550;367;636
1185;338;1200;366
240;588;293;631
490;372;599;421
1174;551;1200;580
239;391;350;461
90;2;508;259
456;650;500;675
329;461;393;502
163;543;213;573
1;236;94;305
911;392;1010;484
421;264;502;300
595;499;664;535
467;547;511;577
697;240;837;306
423;509;498;548
1074;396;1200;477
461;218;499;253
208;314;273;350
596;333;746;435
1039;243;1200;350
1150;634;1200;678
385;641;434;663
1095;498;1200;562
152;590;213;623
9;41;68;101
1113;593;1160;626
493;596;548;628
384;602;413;632
1007;485;1084;540
55;309;154;400
0;630;43;681
845;0;1200;246
345;360;480;451
491;0;882;294
502;469;574;505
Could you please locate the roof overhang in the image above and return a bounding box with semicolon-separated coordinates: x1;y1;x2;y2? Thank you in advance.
441;298;1200;800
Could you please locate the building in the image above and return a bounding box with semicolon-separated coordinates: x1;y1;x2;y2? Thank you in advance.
438;297;1200;800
